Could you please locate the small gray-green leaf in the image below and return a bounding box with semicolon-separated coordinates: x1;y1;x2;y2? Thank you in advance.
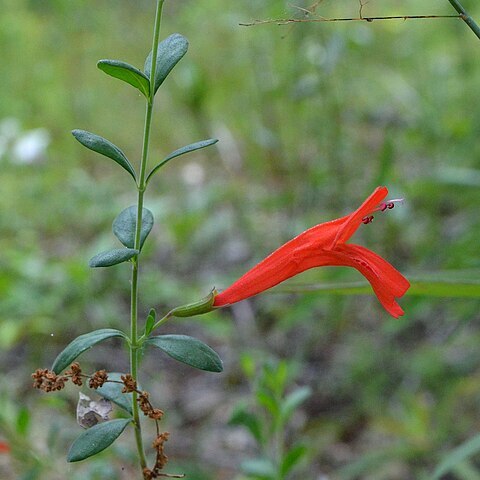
112;206;154;249
241;458;277;479
229;407;263;444
89;248;138;268
146;335;223;373
256;391;279;418
146;138;218;184
67;418;131;462
280;444;308;477
280;386;312;422
144;309;156;336
144;33;188;94
72;130;136;181
97;60;150;97
93;373;132;415
52;329;127;374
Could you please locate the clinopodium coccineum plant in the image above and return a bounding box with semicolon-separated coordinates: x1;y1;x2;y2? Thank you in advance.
32;1;409;478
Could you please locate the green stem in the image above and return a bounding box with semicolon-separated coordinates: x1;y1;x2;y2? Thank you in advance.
130;259;147;471
447;0;480;40
151;311;173;331
130;0;165;475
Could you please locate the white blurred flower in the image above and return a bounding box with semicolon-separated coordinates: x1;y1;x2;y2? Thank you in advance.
181;161;205;186
12;128;50;164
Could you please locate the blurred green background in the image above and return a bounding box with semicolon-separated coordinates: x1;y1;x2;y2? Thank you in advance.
1;0;480;478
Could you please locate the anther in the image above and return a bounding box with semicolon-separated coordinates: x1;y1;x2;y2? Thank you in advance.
373;198;404;214
362;215;374;224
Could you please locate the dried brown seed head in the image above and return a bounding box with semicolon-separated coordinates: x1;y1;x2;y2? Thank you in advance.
89;370;108;389
65;362;83;386
31;369;68;392
121;373;137;393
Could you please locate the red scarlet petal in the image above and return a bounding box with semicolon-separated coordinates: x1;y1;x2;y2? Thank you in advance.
332;244;410;318
213;218;345;306
212;246;310;306
333;186;388;246
0;441;10;454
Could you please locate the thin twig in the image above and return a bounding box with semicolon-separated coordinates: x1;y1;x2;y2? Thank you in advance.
359;0;369;20
240;14;462;27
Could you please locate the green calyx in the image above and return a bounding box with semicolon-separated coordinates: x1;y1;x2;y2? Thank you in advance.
170;288;218;318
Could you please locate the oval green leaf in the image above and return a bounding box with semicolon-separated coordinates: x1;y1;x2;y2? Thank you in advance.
146;138;218;184
229;407;263;444
112;206;154;250
146;335;223;373
88;248;138;268
144;309;156;336
97;59;150;98
240;458;276;479
71;130;136;181
144;33;188;94
52;329;127;374
67;418;131;462
280;386;312;422
280;444;308;478
93;372;133;415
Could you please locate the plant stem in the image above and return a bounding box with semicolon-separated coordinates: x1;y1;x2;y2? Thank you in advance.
447;0;480;40
130;260;147;471
130;0;165;475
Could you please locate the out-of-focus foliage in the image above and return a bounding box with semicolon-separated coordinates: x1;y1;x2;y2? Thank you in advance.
0;0;479;478
229;355;311;479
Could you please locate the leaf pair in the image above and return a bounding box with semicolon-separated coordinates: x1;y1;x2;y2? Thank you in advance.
230;387;311;447
88;205;154;268
53;329;223;377
97;33;188;99
73;128;218;186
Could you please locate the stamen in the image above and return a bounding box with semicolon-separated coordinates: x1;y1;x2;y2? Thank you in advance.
362;198;404;226
373;198;404;214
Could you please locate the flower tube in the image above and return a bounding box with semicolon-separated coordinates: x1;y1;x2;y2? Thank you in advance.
213;186;410;318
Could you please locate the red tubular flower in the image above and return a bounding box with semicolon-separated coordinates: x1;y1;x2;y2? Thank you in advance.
213;186;410;318
0;441;10;454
